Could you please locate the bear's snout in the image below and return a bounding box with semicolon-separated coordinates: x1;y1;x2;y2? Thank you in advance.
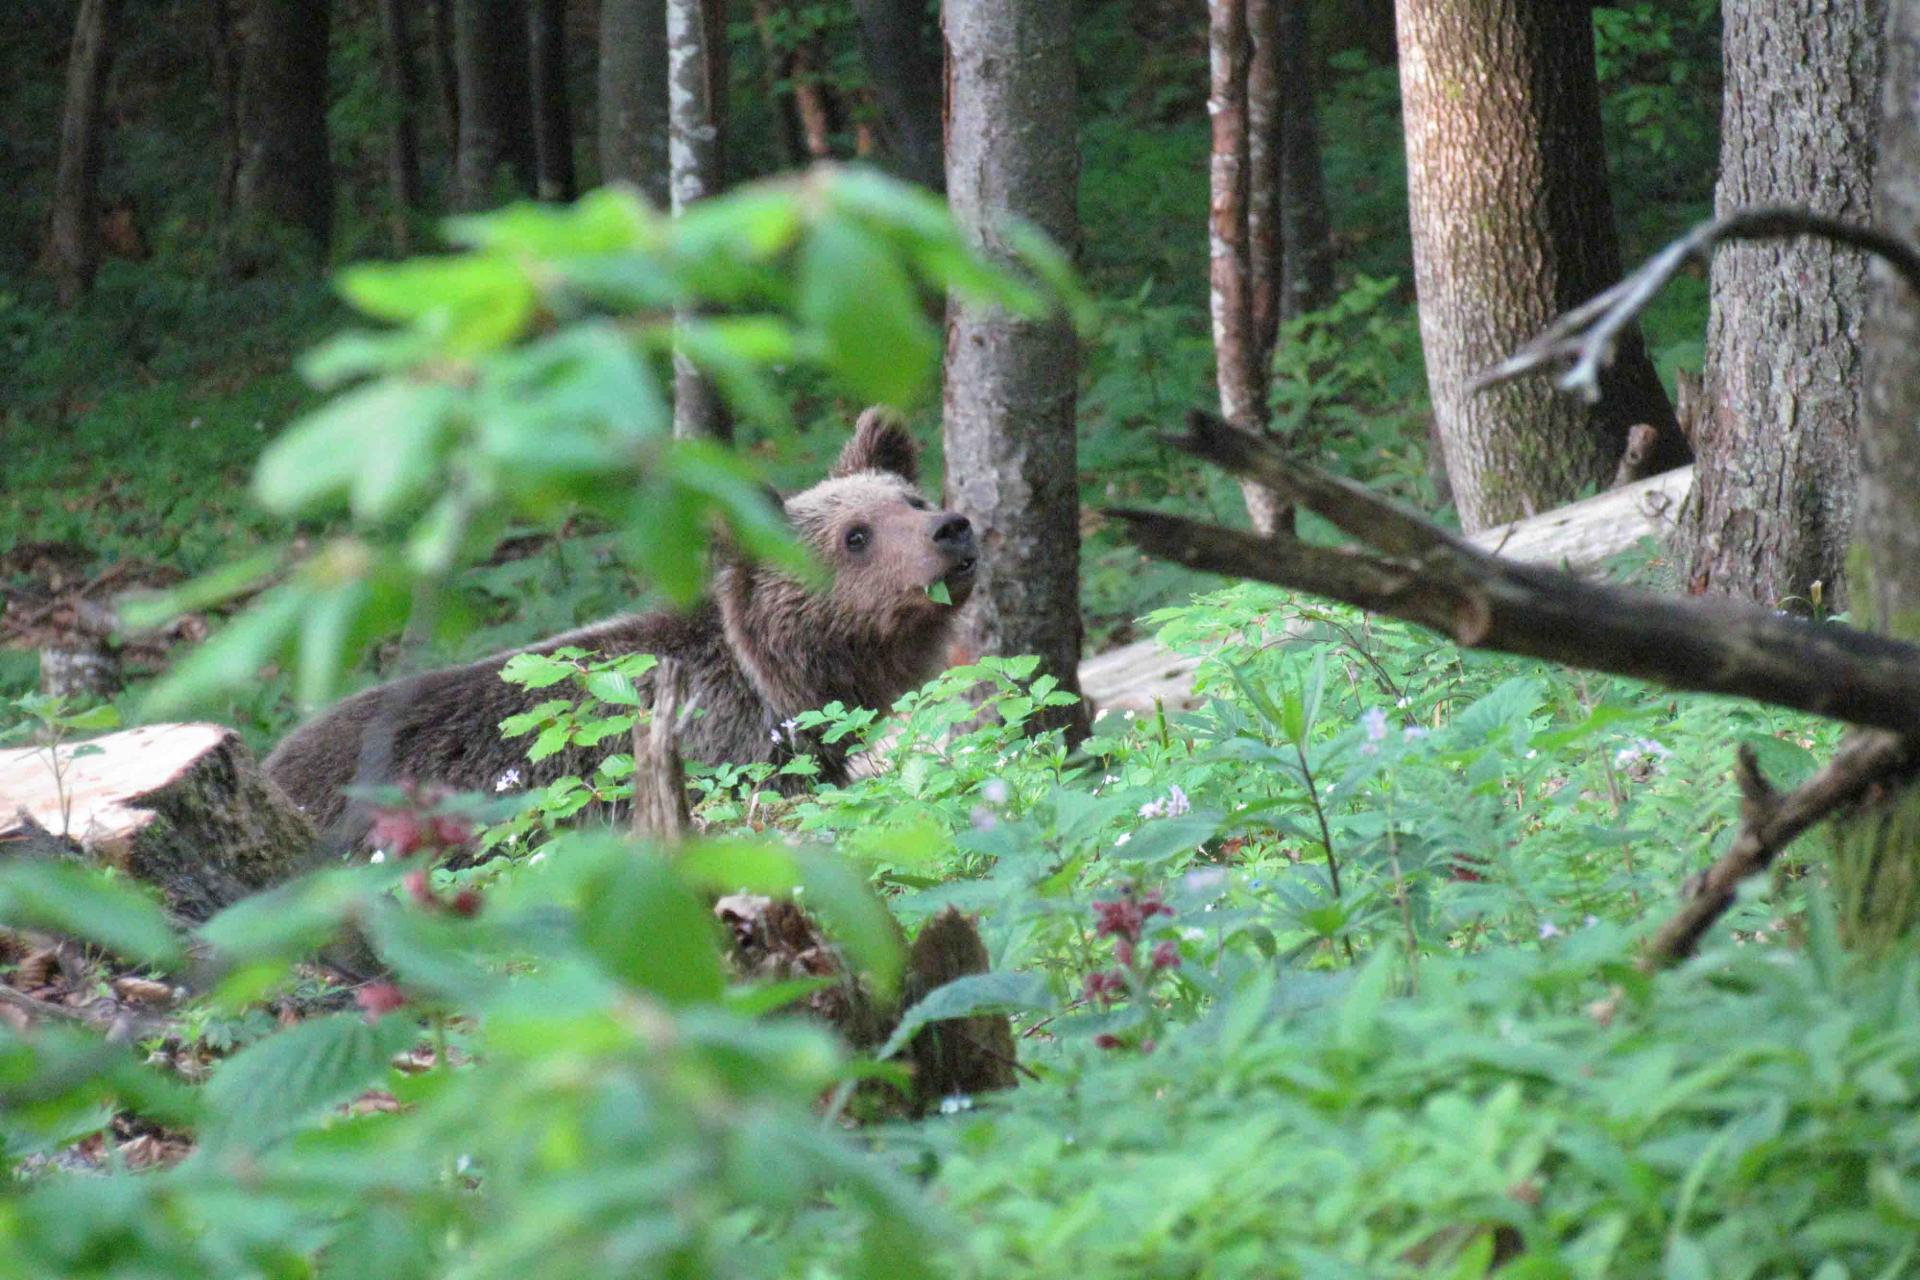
933;513;977;577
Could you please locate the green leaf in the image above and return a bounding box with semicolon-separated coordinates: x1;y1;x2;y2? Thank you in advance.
0;862;183;970
570;838;725;1005
797;217;937;408
799;853;904;1001
204;1012;416;1150
336;256;536;355
584;667;645;707
255;380;458;517
875;971;1052;1061
924;580;953;605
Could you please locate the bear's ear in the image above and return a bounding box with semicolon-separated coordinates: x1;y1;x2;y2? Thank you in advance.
832;407;920;484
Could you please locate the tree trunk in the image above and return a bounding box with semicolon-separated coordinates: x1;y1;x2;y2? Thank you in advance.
1275;0;1332;319
597;0;670;206
233;0;334;250
668;0;733;442
749;0;837;161
852;0;944;191
1830;0;1920;952
210;0;241;221
1396;0;1686;531
47;0;120;306
431;0;461;157
528;0;577;201
941;0;1088;744
1682;1;1883;611
453;0;537;210
377;0;424;252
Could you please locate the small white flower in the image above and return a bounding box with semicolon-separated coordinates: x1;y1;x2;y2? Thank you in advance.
1181;927;1206;942
1538;921;1561;940
1583;914;1599;928
369;850;386;865
1402;726;1429;742
1396;696;1412;709
983;779;1010;805
938;1093;975;1115
529;851;547;866
494;768;522;792
1524;749;1537;760
1361;707;1389;742
970;806;998;831
1114;832;1132;847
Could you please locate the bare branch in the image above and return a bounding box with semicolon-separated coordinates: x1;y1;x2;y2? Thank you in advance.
1643;732;1917;968
1473;206;1920;403
1109;413;1920;737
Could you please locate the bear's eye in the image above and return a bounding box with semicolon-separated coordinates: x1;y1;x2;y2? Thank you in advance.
844;525;871;553
905;495;930;511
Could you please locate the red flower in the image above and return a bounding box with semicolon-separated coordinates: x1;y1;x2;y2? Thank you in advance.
355;983;408;1019
369;810;425;859
449;889;484;918
1093;1034;1122;1050
1151;941;1181;970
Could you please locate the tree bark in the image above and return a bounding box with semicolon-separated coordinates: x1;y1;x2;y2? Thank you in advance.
852;0;944;191
453;0;537;211
48;0;120;306
377;0;424;252
210;0;241;221
528;0;577;201
941;0;1088;744
749;0;837;162
1396;0;1685;531
1274;0;1332;319
1831;0;1920;952
233;0;334;250
669;0;733;442
598;0;671;206
1682;1;1883;611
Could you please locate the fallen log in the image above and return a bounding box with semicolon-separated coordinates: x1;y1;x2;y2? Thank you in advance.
0;723;317;923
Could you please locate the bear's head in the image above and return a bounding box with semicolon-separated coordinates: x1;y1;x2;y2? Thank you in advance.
717;408;978;718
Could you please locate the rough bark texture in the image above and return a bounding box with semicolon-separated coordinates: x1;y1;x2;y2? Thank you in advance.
631;660;691;843
1396;0;1684;531
1832;0;1920;952
941;0;1088;745
597;0;671;206
431;0;461;156
210;0;241;219
749;0;838;162
48;0;120;306
0;724;318;924
233;0;334;249
453;0;536;210
528;0;577;201
1275;0;1333;318
377;0;424;251
1683;2;1882;612
669;0;733;442
852;0;944;191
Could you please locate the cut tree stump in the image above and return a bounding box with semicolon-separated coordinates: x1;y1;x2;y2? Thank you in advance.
0;723;317;923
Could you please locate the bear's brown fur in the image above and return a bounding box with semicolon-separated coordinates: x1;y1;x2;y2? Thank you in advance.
264;410;977;848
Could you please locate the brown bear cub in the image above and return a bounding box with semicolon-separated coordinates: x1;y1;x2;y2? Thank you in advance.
265;409;977;848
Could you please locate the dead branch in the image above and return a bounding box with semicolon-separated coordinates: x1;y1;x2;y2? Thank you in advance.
632;659;692;842
1643;732;1917;968
1107;411;1920;737
1473;206;1920;404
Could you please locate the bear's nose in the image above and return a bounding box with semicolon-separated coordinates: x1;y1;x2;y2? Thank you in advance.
933;514;973;550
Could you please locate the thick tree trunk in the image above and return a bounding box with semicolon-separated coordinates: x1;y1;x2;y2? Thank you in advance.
1831;0;1920;952
1396;0;1685;531
598;0;670;206
48;0;120;306
453;0;537;210
233;0;334;250
1274;0;1332;319
941;0;1088;744
1682;2;1883;611
852;0;943;191
377;0;424;252
528;0;577;201
668;0;733;442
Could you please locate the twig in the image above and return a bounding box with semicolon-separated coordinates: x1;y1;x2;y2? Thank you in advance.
1473;207;1920;404
0;982;170;1041
1642;732;1917;969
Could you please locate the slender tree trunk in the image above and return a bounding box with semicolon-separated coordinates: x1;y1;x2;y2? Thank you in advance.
48;0;120;306
750;0;836;161
1396;0;1686;531
233;0;334;250
528;0;577;200
453;0;536;210
852;0;944;191
1682;2;1883;611
210;0;241;221
598;0;670;206
431;0;461;157
1275;0;1332;319
1211;0;1290;535
941;0;1088;744
669;0;733;442
1831;0;1920;953
378;0;424;251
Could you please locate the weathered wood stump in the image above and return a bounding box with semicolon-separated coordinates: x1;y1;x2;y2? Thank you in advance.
0;723;318;923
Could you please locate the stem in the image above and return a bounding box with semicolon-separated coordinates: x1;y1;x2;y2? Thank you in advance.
1293;739;1355;963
